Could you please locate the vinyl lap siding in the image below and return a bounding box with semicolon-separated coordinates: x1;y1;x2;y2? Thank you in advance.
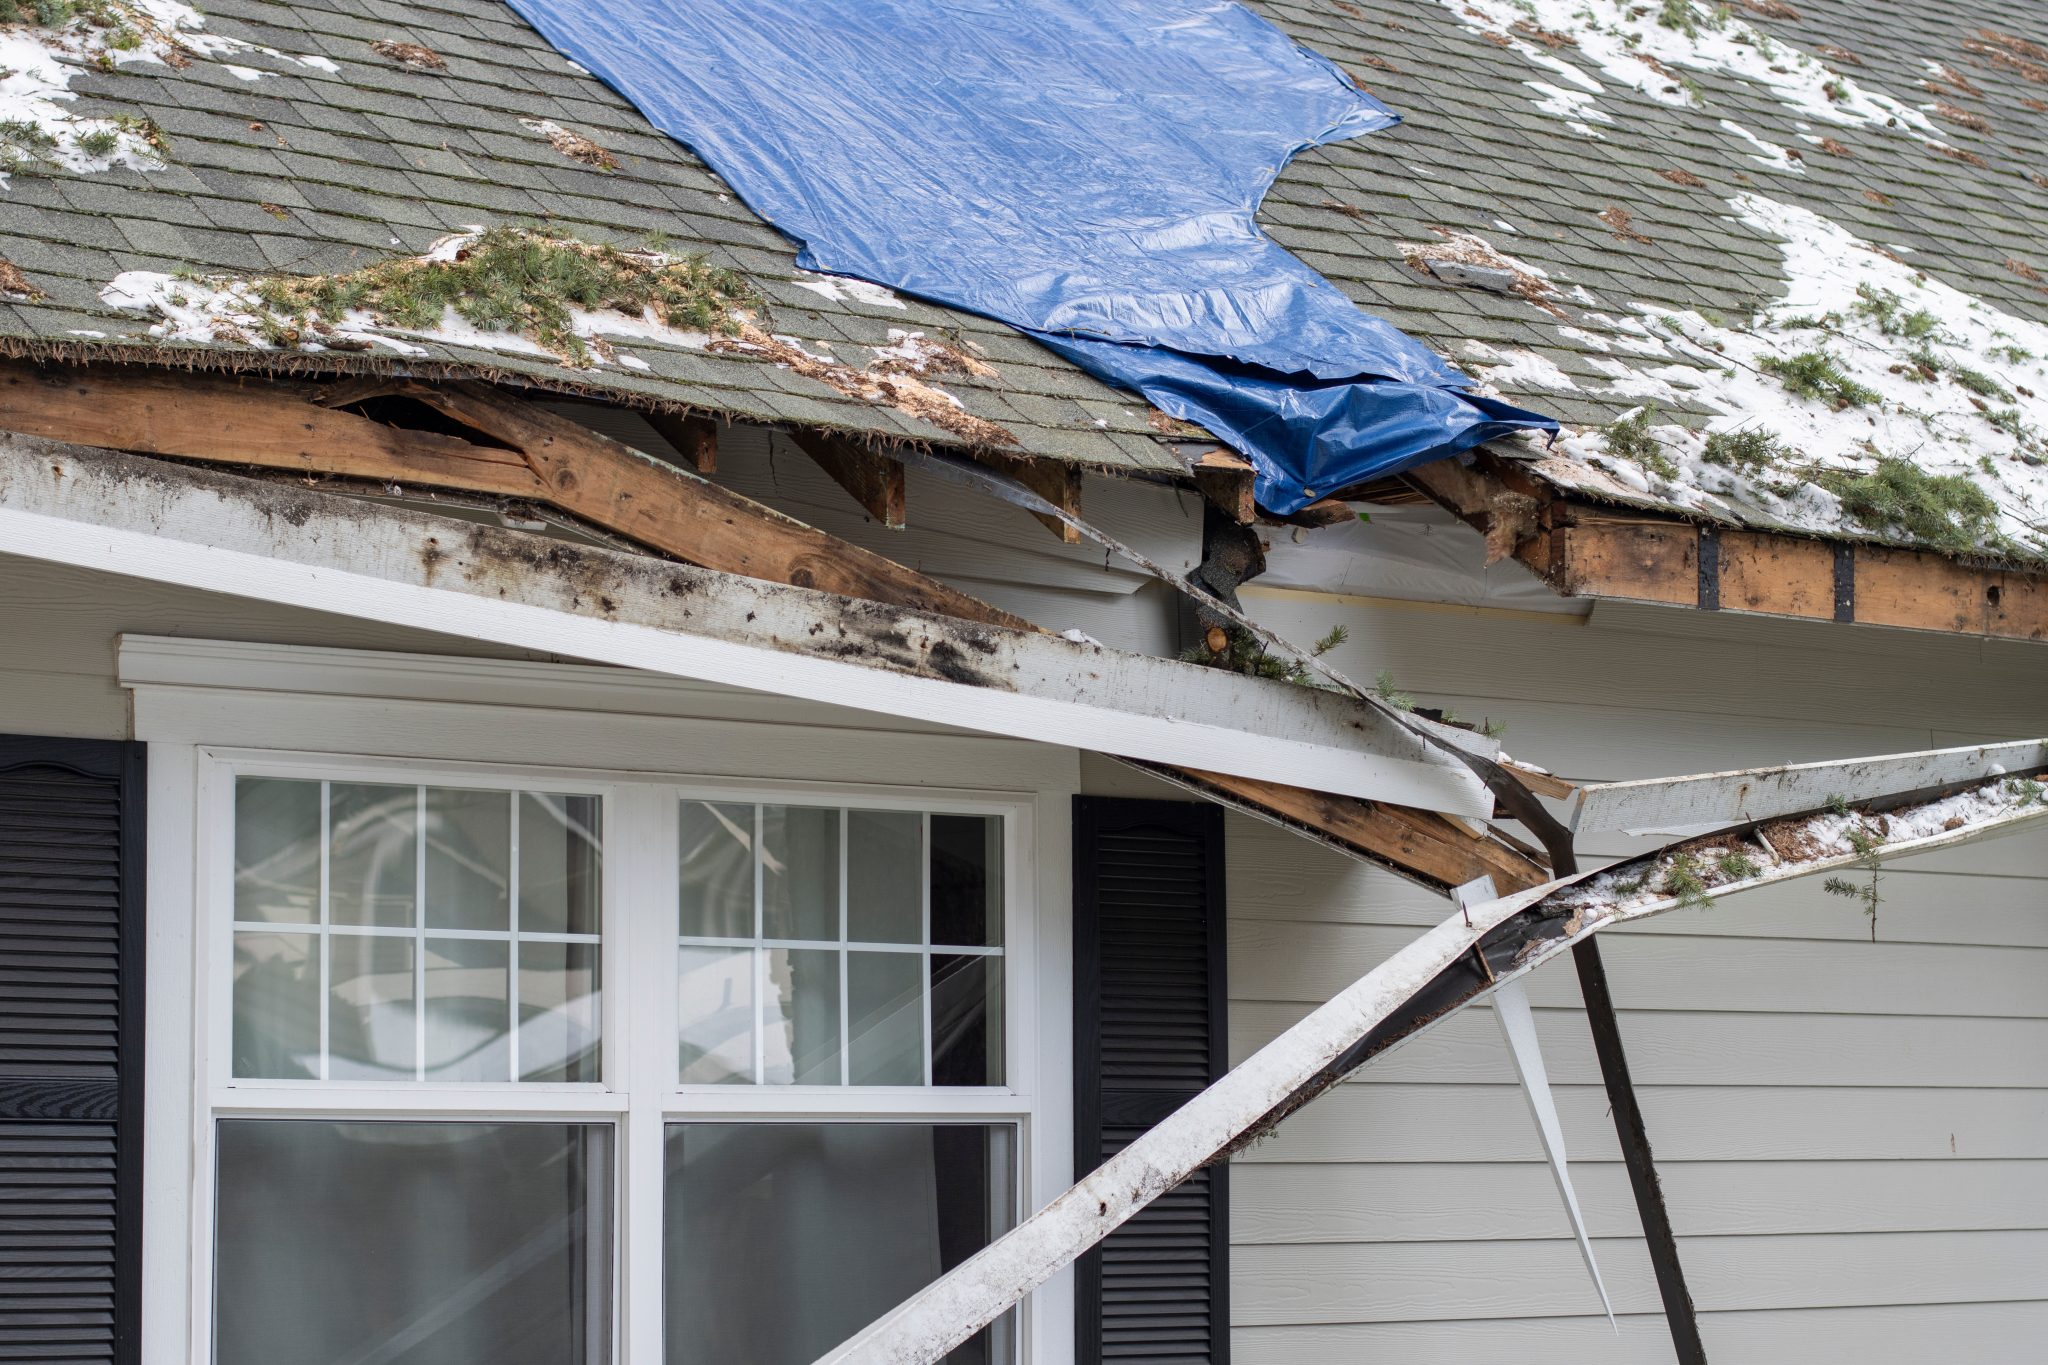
1223;596;2048;1364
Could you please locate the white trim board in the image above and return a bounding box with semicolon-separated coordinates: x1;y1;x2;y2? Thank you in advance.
1;435;1487;816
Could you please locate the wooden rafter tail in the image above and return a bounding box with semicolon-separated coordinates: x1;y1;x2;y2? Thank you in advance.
1191;447;1255;524
792;430;907;528
1138;760;1550;894
646;410;718;472
968;449;1082;543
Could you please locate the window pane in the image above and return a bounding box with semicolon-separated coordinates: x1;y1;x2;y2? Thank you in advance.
665;1123;1014;1365
931;815;1001;947
679;800;756;939
847;951;922;1086
231;931;317;1079
679;945;754;1084
424;938;509;1082
762;805;838;942
519;941;601;1083
423;787;510;932
931;955;1003;1086
329;933;415;1080
329;783;417;928
233;778;321;924
520;793;603;936
763;947;839;1085
215;1120;612;1365
847;809;921;943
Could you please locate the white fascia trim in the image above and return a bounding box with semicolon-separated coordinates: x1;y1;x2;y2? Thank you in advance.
1;438;1489;816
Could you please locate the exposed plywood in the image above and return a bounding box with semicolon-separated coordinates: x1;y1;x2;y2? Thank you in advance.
1714;529;1837;618
1557;514;1699;606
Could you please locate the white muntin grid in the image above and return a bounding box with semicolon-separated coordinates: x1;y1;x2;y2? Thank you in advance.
677;803;1004;1088
229;778;602;1085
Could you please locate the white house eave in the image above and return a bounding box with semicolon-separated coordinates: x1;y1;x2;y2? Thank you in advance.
0;434;1490;816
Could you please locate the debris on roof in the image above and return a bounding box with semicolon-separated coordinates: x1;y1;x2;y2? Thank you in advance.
99;226;754;366
712;325;1016;446
519;118;618;171
367;37;444;71
1528;194;2048;560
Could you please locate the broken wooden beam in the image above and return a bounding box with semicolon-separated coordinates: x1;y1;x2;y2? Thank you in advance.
1569;737;2048;833
0;433;1491;814
810;770;2048;1364
0;361;1025;629
1191;447;1255;524
792;430;907;528
647;410;718;472
1139;761;1549;893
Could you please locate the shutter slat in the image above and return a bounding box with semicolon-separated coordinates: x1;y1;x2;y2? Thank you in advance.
0;743;141;1365
1076;797;1228;1364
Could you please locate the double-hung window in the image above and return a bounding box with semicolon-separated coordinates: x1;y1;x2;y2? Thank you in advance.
202;754;1037;1365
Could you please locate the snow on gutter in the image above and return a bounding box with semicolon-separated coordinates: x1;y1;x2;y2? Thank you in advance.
811;766;2048;1363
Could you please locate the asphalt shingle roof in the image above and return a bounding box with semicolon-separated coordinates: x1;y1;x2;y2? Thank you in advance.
2;0;2046;522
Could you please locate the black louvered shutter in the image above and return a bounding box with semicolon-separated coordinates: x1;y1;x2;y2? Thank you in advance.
0;737;144;1365
1073;797;1228;1364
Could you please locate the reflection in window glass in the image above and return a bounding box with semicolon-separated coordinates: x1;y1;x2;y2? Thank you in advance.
665;1123;1014;1365
231;776;603;1083
215;1120;612;1365
230;931;317;1079
678;945;753;1084
931;955;1003;1087
763;947;840;1086
328;934;414;1081
424;787;510;932
233;779;321;924
762;805;839;941
328;783;417;928
424;938;510;1083
679;801;755;939
678;801;1004;1088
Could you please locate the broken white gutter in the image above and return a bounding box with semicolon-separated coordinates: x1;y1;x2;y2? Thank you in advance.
812;773;2048;1364
1569;738;2048;833
0;433;1488;814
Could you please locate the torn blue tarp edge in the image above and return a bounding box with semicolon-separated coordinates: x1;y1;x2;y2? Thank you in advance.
502;0;1560;513
1038;330;1558;513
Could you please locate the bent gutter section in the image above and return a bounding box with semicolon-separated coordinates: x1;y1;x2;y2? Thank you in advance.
811;771;2048;1364
0;433;1486;815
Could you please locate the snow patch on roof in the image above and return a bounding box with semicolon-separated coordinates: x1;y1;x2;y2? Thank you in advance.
791;272;908;310
1534;195;2048;558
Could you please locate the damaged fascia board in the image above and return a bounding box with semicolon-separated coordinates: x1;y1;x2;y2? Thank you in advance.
1570;739;2048;833
810;773;2048;1364
0;433;1487;815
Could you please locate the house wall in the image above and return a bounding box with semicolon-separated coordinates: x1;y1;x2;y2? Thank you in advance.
1199;589;2048;1362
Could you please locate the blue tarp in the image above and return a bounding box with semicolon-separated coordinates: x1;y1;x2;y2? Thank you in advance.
506;0;1555;512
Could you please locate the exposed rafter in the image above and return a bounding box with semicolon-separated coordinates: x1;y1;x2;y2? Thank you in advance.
1408;454;2048;643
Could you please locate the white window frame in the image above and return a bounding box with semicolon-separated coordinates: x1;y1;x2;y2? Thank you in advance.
130;637;1077;1365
